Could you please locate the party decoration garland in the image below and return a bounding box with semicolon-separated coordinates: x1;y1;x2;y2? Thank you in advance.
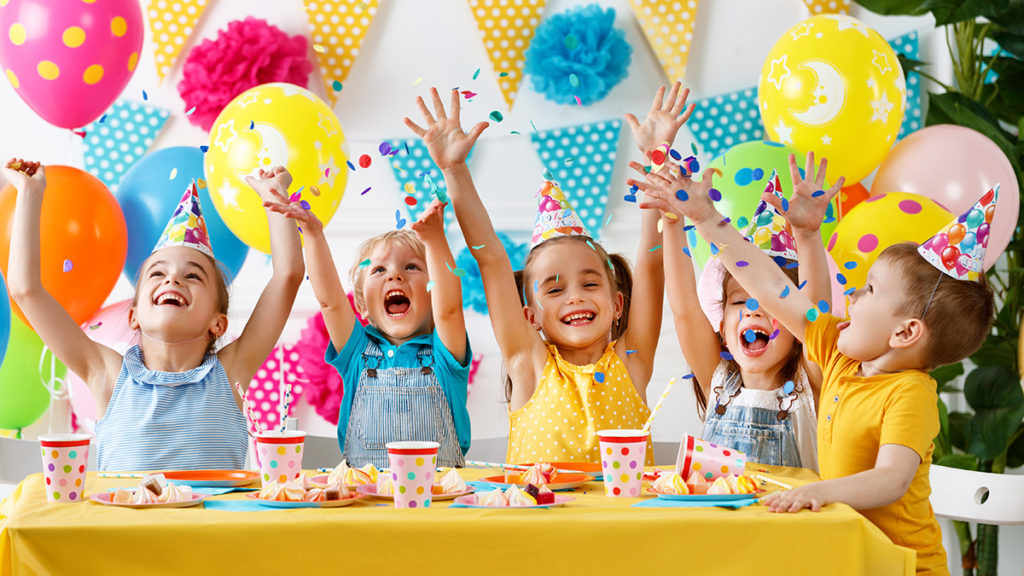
455;232;529;315
467;0;547;110
82;99;169;191
303;0;381;104
628;0;699;83
148;0;211;82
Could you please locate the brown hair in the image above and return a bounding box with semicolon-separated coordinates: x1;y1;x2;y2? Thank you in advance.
694;261;803;420
879;242;995;368
505;235;633;402
132;251;231;354
348;230;427;317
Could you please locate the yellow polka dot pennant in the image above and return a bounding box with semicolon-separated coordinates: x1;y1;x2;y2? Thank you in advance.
466;0;546;110
147;0;210;82
628;0;699;83
303;0;380;104
802;0;850;14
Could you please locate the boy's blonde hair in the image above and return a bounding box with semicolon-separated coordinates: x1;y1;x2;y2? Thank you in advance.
879;242;995;368
349;230;427;315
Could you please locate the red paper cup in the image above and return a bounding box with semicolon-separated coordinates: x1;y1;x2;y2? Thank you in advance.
597;429;648;497
386;441;439;509
39;434;91;503
256;430;306;484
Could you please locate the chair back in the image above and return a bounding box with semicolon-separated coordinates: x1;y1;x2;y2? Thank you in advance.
929;464;1024;525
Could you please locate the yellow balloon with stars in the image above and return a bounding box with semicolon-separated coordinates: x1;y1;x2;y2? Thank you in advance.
758;15;904;184
205;83;347;254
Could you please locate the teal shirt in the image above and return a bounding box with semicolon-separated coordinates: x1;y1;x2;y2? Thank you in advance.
325;323;472;456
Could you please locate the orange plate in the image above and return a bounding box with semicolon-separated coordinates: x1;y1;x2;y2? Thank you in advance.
161;470;259;488
480;473;594;491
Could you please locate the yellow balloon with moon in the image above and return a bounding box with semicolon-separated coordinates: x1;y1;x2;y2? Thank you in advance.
205;83;347;253
758;15;904;184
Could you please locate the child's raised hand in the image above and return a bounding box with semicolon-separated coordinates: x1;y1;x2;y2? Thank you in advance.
245;166;293;203
761;481;828;513
2;158;46;195
411;198;446;242
404;88;488;172
766;152;844;235
262;185;324;236
624;82;696;154
629;160;719;224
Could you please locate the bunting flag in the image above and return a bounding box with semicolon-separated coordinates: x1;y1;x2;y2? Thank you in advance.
385;139;474;222
628;0;699;83
148;0;211;81
82;100;170;191
801;0;850;14
303;0;381;104
889;31;922;140
530;119;621;239
467;0;546;110
689;87;762;161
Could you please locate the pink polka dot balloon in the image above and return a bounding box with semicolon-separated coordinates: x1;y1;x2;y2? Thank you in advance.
827;192;951;293
0;0;143;129
246;344;305;434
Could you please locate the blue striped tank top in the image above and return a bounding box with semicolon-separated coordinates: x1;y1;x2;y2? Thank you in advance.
95;345;248;471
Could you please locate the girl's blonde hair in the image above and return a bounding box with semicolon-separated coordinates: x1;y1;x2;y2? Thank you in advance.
349;230;427;315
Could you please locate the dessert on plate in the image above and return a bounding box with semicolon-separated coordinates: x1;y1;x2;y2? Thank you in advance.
111;473;194;504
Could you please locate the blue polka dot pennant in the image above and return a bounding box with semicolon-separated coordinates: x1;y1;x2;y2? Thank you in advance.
385;139;474;223
888;31;921;141
688;87;763;162
82;99;170;191
529;119;621;239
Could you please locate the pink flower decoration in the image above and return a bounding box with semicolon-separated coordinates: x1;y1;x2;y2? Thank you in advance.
178;17;313;131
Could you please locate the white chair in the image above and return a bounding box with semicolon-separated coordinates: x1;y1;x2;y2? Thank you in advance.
929;464;1024;525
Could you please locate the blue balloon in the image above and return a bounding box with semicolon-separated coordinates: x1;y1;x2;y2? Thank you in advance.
116;147;248;284
0;271;9;370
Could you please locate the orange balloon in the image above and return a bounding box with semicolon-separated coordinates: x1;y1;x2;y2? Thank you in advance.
0;166;127;326
838;182;869;221
947;223;966;245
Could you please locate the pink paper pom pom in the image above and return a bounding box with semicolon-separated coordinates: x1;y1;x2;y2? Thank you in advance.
178;17;313;132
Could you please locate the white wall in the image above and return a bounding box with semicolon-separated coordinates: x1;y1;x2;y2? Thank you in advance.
1;1;1020;573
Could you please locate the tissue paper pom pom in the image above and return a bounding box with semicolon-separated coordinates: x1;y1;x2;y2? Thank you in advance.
456;233;529;315
524;4;632;106
178;18;313;131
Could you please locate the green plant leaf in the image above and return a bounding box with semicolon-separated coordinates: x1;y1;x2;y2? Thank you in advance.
950;411;972;451
991;29;1024;58
981;57;1024;123
966;404;1024;459
932;362;965;387
935;453;979;470
970;338;1018;367
935;396;951;458
851;0;930;15
965;365;1023;409
1007;424;1024;468
920;0;1013;24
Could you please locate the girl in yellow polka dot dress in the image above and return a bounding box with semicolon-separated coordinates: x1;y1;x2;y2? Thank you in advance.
404;84;695;464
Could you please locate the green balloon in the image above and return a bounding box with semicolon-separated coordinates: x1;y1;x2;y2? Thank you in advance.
0;318;65;430
689;140;839;267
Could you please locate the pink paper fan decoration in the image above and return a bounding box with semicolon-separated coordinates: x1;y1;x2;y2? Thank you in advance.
178;17;313;131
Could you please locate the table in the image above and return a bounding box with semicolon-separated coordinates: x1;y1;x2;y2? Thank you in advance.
1;465;914;575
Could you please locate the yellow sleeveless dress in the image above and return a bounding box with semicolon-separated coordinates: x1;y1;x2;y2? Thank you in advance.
507;342;653;464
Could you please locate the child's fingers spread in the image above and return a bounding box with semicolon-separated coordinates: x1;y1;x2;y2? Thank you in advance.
466;121;489;145
624;113;641;134
804;151;815;183
625;178;648;191
430;87;447;120
678;101;696;124
828;177;845;200
787;153;802;184
815;157;828;188
403;117;427;137
762;192;785;213
665;81;681;111
627;160;648;176
449;88;460;120
415;96;435;125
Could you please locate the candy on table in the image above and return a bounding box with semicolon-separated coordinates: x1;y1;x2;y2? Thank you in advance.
518;462;558;486
376;473;394;496
652;473;689;495
475;489;508;507
259;474;351;502
707;476;732;495
505;485;536;507
524;484;555;505
437;468;467;494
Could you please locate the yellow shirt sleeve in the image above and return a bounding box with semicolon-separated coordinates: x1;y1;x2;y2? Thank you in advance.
879;374;939;461
803;313;842;370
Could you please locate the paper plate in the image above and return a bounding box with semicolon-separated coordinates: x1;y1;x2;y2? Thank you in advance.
645;489;759;502
355;484;475;501
480;473;593;491
162;470;259;488
519;462;603;480
452;494;574;509
308;474;361;490
90;491;205;509
246;493;367;508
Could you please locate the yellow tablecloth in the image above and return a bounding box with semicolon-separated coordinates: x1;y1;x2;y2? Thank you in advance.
1;465;914;575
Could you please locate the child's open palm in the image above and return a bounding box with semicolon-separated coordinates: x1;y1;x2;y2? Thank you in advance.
411;198;446;242
766;152;844;235
262;185;324;236
629;161;719;224
404;88;488;171
624;81;696;153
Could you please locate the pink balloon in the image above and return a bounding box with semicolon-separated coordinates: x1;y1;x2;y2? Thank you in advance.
930;233;949;255
871;125;1019;270
66;299;138;430
0;0;144;128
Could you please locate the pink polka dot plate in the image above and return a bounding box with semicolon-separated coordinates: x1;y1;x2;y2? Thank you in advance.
452;494;575;508
307;475;360;490
162;470;259;488
354;484;476;501
246;492;368;508
480;473;594;491
89;491;206;509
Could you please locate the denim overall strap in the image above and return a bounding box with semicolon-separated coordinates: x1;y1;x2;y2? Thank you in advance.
343;338;464;469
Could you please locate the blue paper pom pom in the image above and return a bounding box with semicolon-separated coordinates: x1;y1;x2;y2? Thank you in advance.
455;232;530;315
524;4;632;106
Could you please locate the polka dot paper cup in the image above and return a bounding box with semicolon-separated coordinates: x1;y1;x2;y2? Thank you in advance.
597;429;649;497
39;434;91;503
675;434;747;482
256;430;306;484
386;441;439;509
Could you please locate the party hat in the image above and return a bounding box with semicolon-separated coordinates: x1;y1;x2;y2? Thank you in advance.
918;185;998;281
152;181;214;258
531;181;591;247
744;169;798;264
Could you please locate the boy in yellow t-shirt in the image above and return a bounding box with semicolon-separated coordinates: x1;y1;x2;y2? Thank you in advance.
629;162;997;576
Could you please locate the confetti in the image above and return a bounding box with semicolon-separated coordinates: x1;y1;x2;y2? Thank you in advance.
98;114;107;123
533;280;540;293
626;349;638;355
798;280;808;290
299;200;311;210
682;247;691;258
710;243;719;255
744;329;757;343
691;143;699;156
843;287;857;295
88;322;102;330
649;245;662;252
843;261;857;269
379;142;392;156
142;90;148;100
360;186;372;195
395;210;407;229
746;298;759;311
563;34;579;50
818;300;830;313
461;90;477;99
736;260;749;267
426;280;435;292
249;120;255;130
737;216;749;228
709;188;722;202
404;182;416;195
780;286;791;298
289;192;302;202
62;259;73;273
359;154;371;168
569;74;580;87
413;77;423;85
489;111;503;122
313;44;325;53
332;80;343;92
404;196;418;207
543;169;555;181
499;72;509;77
806;308;819;322
359;259;372;268
783;380;795;395
781;198;790;212
530;121;539;134
594;372;605;383
346;161;356;171
472;245;486;250
669;148;682;161
472;68;481;80
720;351;734;361
812;190;825;198
836;273;847;285
574;95;582;107
452;267;467;278
769;329;780;340
168;168;178;180
196;178;207;189
200;145;209;153
675;189;689;201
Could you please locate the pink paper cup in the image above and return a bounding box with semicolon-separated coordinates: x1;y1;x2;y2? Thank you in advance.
39;434;91;503
675;434;747;481
256;430;306;484
386;441;439;509
598;429;649;497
